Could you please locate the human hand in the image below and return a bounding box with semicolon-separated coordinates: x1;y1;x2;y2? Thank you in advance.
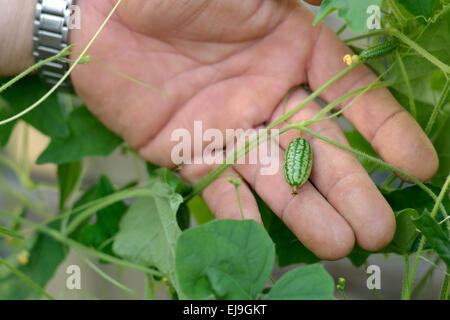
69;0;438;259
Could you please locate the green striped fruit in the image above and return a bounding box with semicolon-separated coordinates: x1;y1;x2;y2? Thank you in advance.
359;39;398;61
284;138;313;194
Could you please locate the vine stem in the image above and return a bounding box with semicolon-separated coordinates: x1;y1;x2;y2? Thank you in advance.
395;50;416;118
411;257;440;299
343;30;387;44
336;23;347;36
401;254;410;300
425;78;450;134
191;64;445;218
237;120;447;221
73;249;140;299
190;64;359;197
21;183;151;234
0;177;52;219
0;209;163;278
387;0;407;27
60;160;90;235
389;28;450;74
0;0;124;126
406;173;450;299
0;257;56;300
312;83;390;121
0;152;34;189
440;270;450;300
313;65;394;122
235;185;245;220
64;189;156;235
0;45;73;95
297;126;447;218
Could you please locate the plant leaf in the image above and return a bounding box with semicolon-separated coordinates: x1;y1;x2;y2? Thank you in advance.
187;195;214;225
399;0;435;19
344;129;379;171
383;208;420;254
256;192;320;266
176;219;275;300
382;184;450;214
113;178;183;293
347;245;371;267
0;98;15;147
146;163;192;230
266;264;335;300
382;184;449;254
0;75;69;139
36;107;122;164
313;0;383;33
57;161;82;210
0;230;67;299
413;212;450;268
385;11;450;107
73;175;127;258
146;163;191;195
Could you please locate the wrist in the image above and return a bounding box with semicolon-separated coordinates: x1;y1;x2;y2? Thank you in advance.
0;0;37;76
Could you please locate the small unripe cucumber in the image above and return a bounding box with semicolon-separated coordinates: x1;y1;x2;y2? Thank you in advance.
284;138;313;194
359;39;399;61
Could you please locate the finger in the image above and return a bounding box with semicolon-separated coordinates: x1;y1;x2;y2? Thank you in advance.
306;18;439;181
270;88;396;251
232;135;356;260
180;164;262;223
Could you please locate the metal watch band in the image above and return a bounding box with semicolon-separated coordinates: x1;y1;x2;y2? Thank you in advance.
33;0;73;91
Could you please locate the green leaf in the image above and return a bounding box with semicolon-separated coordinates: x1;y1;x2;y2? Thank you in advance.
314;0;383;33
0;225;24;240
176;219;275;300
146;163;191;195
347;245;371;267
113;178;183;292
430;69;447;91
36;107;122;164
74;175;127;258
387;10;450;107
57;161;82;210
383;209;420;254
344;129;379;171
382;184;450;214
0;98;15;147
399;0;435;19
187;195;214;225
256;192;320;266
0;230;67;299
176;202;191;231
0;75;69;139
413;213;450;268
146;164;193;230
266;264;335;300
382;184;449;254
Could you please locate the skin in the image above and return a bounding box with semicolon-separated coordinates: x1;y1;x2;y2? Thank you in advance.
2;0;439;260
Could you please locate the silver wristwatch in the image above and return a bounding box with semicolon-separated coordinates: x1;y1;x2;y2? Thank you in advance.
33;0;73;91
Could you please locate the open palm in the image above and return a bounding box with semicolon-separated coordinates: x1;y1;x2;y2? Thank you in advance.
70;0;438;259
